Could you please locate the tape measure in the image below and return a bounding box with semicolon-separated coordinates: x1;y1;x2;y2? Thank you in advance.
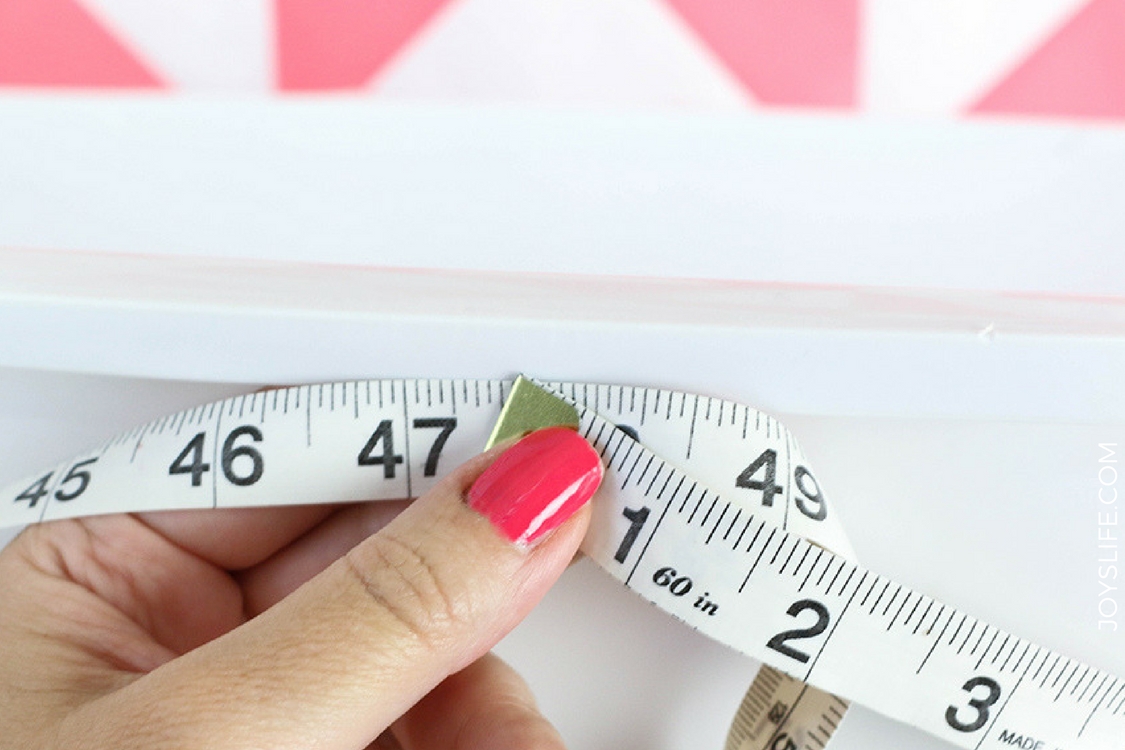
0;377;1119;749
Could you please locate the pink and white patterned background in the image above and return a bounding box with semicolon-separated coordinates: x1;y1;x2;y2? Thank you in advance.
1;0;1123;122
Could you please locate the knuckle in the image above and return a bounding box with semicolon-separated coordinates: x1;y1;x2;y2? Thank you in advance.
343;532;465;648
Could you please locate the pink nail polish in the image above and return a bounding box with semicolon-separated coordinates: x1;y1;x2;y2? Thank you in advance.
468;427;603;548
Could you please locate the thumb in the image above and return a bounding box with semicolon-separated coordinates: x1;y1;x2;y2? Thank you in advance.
67;427;603;750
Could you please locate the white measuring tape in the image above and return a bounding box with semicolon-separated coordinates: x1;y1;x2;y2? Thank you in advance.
0;378;1119;750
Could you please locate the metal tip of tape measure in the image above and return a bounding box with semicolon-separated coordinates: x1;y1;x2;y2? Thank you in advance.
484;375;579;450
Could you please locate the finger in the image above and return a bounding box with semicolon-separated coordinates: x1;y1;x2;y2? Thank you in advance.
391;652;565;750
237;500;411;617
135;503;341;570
238;502;584;620
63;427;602;750
237;502;584;619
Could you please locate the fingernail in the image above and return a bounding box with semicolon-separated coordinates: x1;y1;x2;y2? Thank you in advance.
468;427;603;548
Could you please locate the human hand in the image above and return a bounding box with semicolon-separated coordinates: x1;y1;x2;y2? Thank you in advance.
0;426;603;750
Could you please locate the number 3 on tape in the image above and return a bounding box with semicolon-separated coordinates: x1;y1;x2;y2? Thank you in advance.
0;376;1120;749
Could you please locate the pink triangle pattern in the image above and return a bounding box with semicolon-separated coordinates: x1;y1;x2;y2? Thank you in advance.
971;0;1125;120
661;0;858;108
275;0;454;91
0;0;162;88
